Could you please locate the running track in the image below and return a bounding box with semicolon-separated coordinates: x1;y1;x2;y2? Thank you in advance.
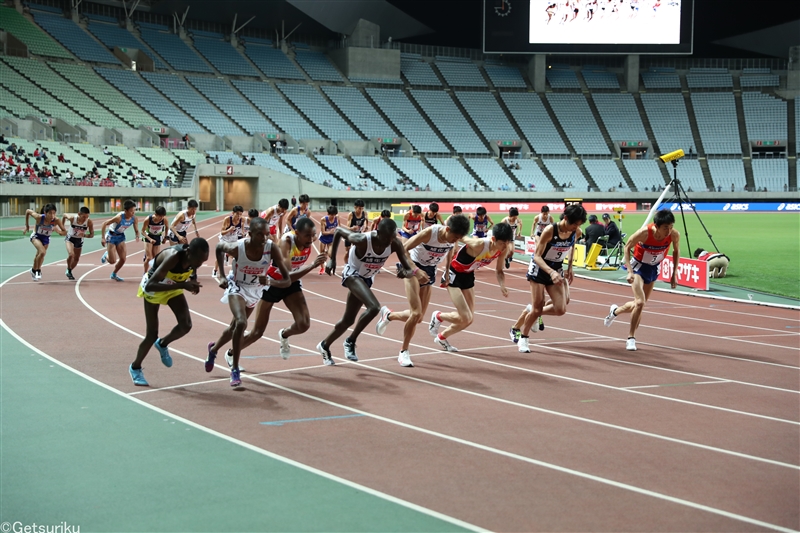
2;214;798;532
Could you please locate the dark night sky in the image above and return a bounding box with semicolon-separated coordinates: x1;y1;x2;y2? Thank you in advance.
387;0;800;57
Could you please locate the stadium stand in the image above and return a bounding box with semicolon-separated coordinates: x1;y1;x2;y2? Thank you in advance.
623;159;665;191
581;68;620;90
0;61;87;125
207;151;243;165
400;58;442;86
483;65;526;88
187;77;275;136
592;93;648;142
410;90;488;154
667;158;707;192
641;68;681;90
741;91;787;143
707;158;746;192
0;90;43;119
366;88;449;153
426;157;479;191
277;84;360;141
0;5;72;58
508;160;555;192
315;154;363;188
546;67;581;89
500;93;569;155
241;152;298;176
192;36;259;77
32;11;120;64
740;68;780;88
582;159;626;191
142;72;244;137
455;92;518;143
321;86;397;139
96;68;206;133
390;157;447;191
640;93;696;154
86;21;166;69
434;59;487;88
546;94;610;155
691;93;742;154
232;80;320;140
542;159;589;191
686;68;733;89
751;159;788;192
138;28;213;73
245;44;305;79
797;100;800;155
351;155;405;190
463;158;515;191
279;154;342;189
293;50;345;82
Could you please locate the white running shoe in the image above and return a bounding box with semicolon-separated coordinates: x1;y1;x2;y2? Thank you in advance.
525;303;532;313
604;304;619;327
398;350;413;367
434;336;458;352
224;349;245;372
518;336;531;353
278;328;290;360
31;269;37;281
376;306;391;335
428;311;442;337
317;341;335;366
626;338;637;351
343;338;358;361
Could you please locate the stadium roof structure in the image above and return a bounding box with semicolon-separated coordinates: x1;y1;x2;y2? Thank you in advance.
713;20;800;58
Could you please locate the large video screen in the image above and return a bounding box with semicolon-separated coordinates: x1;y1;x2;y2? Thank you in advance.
484;0;693;54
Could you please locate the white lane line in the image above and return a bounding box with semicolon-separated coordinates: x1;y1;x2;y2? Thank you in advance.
622;380;734;390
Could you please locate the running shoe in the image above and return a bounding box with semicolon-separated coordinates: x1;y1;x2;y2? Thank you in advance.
212;268;217;278
317;341;335;366
278;328;291;360
439;277;447;288
30;268;37;281
65;269;75;281
36;270;42;280
154;338;172;367
504;256;511;269
604;304;619;327
230;368;242;387
626;337;637;351
129;364;149;386
343;338;358;361
376;306;391;335
110;272;124;282
428;311;442;337
224;349;245;372
205;341;216;372
509;328;520;343
398;350;413;367
518;337;531;353
434;335;458;352
538;316;545;331
101;251;108;264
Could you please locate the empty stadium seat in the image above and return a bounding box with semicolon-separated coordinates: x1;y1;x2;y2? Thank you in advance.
245;44;305;79
691;93;742;154
322;86;397;139
623;159;665;191
188;77;274;136
751;159;788;192
366;88;449;153
233;80;320;141
277;84;360;141
390;157;447;191
741;91;787;143
434;60;487;88
411;90;487;154
138;28;212;73
546;94;610;155
483;65;526;89
456;92;518;143
87;21;166;69
191;36;259;77
543;159;589;191
33;11;120;64
0;5;71;58
509;160;555;192
641;93;696;154
294;50;345;82
426;157;479;191
501;93;569;155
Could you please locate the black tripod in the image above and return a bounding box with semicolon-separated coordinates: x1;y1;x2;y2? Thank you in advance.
665;160;721;256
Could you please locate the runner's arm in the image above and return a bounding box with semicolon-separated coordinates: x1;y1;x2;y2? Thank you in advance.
436;213;444;225
403;226;432;253
86;219;95;239
53;217;68;236
100;214;121;244
393;238;428;284
623;227;648;273
145;249;199;292
669;230;680;288
266;245;292;288
215;241;239;281
326;227;357;274
486;215;495;228
495;246;509;296
141;217;153;242
23;209;38;233
191;216;199;238
133;216;141;240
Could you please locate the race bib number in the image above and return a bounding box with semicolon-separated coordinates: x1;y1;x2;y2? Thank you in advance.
544;246;570;262
642;250;665;265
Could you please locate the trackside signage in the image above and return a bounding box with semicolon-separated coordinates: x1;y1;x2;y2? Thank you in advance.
398;202;637;213
654;202;800;212
658;257;709;291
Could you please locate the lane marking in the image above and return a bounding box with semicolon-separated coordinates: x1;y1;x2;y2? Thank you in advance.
623;380;733;390
260;414;366;426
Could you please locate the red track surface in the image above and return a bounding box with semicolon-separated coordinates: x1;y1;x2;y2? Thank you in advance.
3;214;798;532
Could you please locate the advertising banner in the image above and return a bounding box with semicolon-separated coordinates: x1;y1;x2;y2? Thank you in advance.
400;202;637;213
658;257;709;291
655;202;800;212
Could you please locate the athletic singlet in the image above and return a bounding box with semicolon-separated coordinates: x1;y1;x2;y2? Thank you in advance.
220;215;242;243
322;215;338;232
633;223;673;266
267;232;311;280
146;215;165;236
35;214;56;238
108;212;134;236
343;232;391;279
528;223;576;275
67;215;89;239
287;205;310;231
451;238;500;274
349;211;367;233
506;217;520;237
535;214;554;237
404;214;422;234
260;205;282;230
145;245;195;286
229;238;272;286
240;217;250;239
473;215;489;235
411;225;454;267
171;210;194;233
423;211;438;228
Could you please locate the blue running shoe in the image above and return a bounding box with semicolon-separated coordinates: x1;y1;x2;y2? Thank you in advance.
110;272;124;282
129;365;148;386
205;341;216;372
230;368;241;387
101;251;108;264
154;338;173;367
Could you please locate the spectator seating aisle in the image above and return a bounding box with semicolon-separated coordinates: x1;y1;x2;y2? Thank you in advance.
582;159;626;191
741;91;787;143
547;94;610;155
277;84;360;141
3;57;127;129
455;92;518;143
707;159;746;192
351;156;404;190
233;80;320;141
592;93;648;143
542;159;589;191
434;60;487;88
241;152;298;177
410;90;488;154
463;158;515;191
245;44;305;79
294;50;345;82
691;93;742;154
142;72;244;137
483;65;526;88
623;159;665;191
192;36;259;77
0;6;72;58
87;21;166;69
279;154;342;189
321;86;397;139
509;160;555;192
640;93;696;154
316;155;363;189
390;157;447;192
96;68;206;134
139;28;212;73
366;89;449;153
188;77;274;136
33;11;120;64
500;93;569;155
400;58;442;86
0;62;86;125
426;157;479;191
751;159;788;192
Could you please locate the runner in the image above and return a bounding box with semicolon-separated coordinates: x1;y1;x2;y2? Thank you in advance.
167;200;200;244
445;205;465;224
318;217;425;365
243;208;259;238
603;209;680;351
130;238;209;386
429;223;514;351
205;217;291;387
100;199;141;282
259;199;289;242
62;207;94;280
371;209;392;231
399;205;423;241
423;202;444;228
471;206;494;238
284;194;311;233
212;206;243;278
516;204;586;353
532;205;555;241
376;215;471;367
501;207;522;269
141;206;169;275
318;206;339;274
343;199;368;263
24;204;67;281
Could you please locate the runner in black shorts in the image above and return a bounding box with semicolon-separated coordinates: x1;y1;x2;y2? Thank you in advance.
344;199;367;264
62;207;94;280
142;206;170;274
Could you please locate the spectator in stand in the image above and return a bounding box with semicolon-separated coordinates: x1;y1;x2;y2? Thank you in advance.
290;195;297;207
784;184;788;192
0;134;6;144
214;154;220;164
602;213;621;249
249;155;256;166
103;147;110;155
731;183;735;192
183;133;190;148
58;153;66;163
